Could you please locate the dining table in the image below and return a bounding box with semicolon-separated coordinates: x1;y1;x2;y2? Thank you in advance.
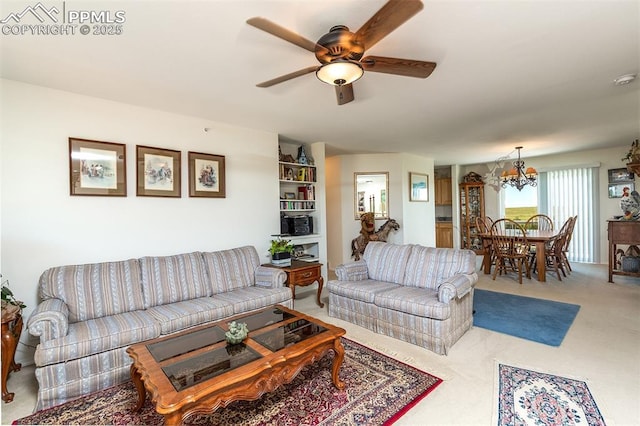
480;228;560;282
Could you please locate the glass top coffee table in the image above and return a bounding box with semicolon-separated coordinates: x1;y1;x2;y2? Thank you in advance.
127;305;345;425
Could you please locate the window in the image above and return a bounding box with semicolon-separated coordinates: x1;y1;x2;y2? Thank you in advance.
545;167;597;263
501;184;538;227
499;166;597;263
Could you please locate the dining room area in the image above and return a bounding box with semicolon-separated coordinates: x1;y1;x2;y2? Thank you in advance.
476;214;578;284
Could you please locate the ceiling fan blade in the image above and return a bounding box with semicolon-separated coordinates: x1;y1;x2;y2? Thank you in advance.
335;84;355;105
256;66;319;88
361;56;436;78
354;0;423;51
247;17;318;52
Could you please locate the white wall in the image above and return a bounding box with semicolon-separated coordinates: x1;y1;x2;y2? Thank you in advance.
461;145;635;264
1;80;280;365
325;153;434;271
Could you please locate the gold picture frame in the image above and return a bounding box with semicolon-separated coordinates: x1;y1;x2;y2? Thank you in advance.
136;145;181;197
69;137;127;196
188;151;226;198
409;172;429;202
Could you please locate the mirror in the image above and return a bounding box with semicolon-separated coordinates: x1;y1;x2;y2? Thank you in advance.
354;172;389;220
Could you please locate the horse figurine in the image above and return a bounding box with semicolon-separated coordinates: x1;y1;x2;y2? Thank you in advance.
374;219;400;242
351;217;400;260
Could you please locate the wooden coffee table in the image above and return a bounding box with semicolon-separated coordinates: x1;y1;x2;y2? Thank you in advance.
127;305;345;425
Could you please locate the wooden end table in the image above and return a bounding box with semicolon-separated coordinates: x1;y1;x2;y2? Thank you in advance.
2;312;23;403
264;260;324;308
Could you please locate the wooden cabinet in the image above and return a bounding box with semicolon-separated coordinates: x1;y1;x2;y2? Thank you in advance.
459;182;485;252
436;222;453;248
2;313;22;403
608;220;640;283
435;178;452;205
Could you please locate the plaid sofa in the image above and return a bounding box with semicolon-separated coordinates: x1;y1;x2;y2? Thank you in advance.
327;242;477;355
27;246;292;410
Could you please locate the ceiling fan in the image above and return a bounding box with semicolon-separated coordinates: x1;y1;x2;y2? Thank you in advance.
247;0;436;105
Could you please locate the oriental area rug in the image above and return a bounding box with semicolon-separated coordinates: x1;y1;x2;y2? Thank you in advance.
14;339;442;426
496;363;606;426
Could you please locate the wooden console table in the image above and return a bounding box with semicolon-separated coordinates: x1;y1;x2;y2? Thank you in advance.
2;313;23;403
608;220;640;283
264;260;324;308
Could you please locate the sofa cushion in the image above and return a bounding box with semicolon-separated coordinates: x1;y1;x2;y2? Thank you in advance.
374;287;451;320
362;242;412;284
39;259;145;323
326;279;401;303
203;246;261;294
33;310;160;366
213;286;293;314
139;252;210;308
403;245;476;289
146;297;235;335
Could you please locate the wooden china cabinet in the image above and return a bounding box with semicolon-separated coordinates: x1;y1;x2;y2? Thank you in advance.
459;179;485;253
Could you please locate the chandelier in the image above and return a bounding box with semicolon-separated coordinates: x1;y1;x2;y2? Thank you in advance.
500;146;538;191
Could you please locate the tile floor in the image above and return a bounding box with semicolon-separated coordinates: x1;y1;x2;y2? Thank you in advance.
2;261;639;425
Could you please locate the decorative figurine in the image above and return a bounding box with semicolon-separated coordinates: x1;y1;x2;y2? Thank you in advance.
297;146;308;165
225;321;249;345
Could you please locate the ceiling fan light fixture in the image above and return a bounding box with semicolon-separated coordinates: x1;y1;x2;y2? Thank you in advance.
316;60;363;86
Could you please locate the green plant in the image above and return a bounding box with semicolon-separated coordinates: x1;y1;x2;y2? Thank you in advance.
1;275;26;309
622;139;639;162
269;237;294;255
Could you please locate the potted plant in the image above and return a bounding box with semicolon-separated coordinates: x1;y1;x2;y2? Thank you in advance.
269;237;294;266
1;275;25;321
622;139;640;163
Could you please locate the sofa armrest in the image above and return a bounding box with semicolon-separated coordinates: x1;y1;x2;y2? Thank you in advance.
438;273;477;303
27;298;70;343
335;260;369;281
255;266;287;288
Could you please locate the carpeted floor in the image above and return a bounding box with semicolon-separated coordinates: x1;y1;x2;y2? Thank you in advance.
13;338;442;426
473;289;581;346
496;363;605;426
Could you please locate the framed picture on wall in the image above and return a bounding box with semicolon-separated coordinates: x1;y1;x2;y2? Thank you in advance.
136;145;181;197
69;137;127;196
609;182;634;198
409;172;429;202
188;151;226;198
608;168;634;183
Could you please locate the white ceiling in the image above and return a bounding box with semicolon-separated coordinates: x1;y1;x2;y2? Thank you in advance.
1;0;638;165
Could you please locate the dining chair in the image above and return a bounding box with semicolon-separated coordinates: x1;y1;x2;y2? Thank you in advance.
490;218;531;284
476;216;495;272
524;214;554;267
532;216;573;280
561;215;577;273
525;214;554;231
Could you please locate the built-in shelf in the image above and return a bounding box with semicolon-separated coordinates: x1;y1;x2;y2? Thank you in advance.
278;141;322;265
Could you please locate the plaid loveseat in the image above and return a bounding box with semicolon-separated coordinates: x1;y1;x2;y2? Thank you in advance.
27;246;292;410
327;242;477;355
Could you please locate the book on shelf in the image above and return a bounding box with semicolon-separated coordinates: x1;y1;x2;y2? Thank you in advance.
297;185;315;200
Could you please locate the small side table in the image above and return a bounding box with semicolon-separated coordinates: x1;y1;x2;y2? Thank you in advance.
264;260;324;308
2;312;23;403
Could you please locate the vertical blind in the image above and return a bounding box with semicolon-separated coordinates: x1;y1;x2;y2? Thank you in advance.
545;167;597;263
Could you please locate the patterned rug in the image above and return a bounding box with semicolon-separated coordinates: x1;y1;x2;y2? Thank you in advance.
497;363;606;425
14;339;442;426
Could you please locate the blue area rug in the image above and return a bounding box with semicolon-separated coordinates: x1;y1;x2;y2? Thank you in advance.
473;289;580;346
